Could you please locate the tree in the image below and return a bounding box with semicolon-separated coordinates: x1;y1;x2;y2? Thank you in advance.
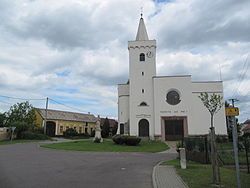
199;92;223;185
6;101;36;126
0;112;6;127
5;101;36;138
112;122;118;136
101;117;110;138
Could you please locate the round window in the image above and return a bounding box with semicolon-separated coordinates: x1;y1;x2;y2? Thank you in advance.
166;90;181;105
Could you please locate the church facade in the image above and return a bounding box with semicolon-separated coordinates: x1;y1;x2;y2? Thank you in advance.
118;17;227;140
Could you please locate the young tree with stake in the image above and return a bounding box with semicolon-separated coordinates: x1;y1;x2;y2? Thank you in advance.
199;92;223;185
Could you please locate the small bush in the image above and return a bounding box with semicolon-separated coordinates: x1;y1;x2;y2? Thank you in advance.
93;137;101;143
112;134;124;145
216;135;228;143
112;135;141;146
10;121;29;138
90;130;95;137
124;136;141;146
63;128;78;138
33;127;44;134
20;131;49;140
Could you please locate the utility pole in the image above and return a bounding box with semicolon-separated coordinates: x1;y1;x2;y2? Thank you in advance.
228;98;241;188
44;97;49;135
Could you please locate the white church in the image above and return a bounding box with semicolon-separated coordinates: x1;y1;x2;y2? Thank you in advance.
117;16;227;140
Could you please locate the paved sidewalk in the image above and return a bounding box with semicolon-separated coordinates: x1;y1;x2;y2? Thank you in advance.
152;164;188;188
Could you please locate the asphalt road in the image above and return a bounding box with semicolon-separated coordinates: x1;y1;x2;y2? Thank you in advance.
0;142;176;188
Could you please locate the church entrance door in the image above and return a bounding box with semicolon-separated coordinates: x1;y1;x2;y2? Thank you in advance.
164;119;183;140
138;119;149;137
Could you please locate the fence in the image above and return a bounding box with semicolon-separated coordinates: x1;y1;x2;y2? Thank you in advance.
183;136;209;164
183;135;250;173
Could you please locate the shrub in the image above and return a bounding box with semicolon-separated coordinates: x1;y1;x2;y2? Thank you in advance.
90;130;95;137
101;117;110;138
20;131;49;140
63;128;78;138
93;137;101;143
76;133;90;139
10;121;29;139
112;135;141;146
124;136;141;146
33;127;44;134
112;134;124;145
216;135;228;143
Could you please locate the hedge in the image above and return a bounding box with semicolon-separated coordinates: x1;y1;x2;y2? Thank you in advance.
20;131;49;140
112;135;141;146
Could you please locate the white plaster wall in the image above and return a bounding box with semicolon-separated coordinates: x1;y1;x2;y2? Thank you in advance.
153;76;192;136
128;40;156;137
118;84;129;133
190;82;227;135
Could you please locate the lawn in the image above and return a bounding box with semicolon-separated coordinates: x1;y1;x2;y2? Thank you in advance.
41;139;169;153
162;159;250;188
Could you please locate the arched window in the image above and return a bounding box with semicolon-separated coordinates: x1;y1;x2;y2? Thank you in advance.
140;53;145;61
139;102;147;106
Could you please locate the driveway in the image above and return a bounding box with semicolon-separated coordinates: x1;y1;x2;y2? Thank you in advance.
0;142;176;188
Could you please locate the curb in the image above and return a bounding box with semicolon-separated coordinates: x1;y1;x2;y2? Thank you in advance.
152;162;162;188
152;161;189;188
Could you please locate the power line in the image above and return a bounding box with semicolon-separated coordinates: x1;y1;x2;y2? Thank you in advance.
49;98;89;114
232;54;249;98
0;95;117;119
0;95;46;101
48;98;116;118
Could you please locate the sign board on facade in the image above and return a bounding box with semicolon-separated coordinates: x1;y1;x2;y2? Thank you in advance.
225;107;239;116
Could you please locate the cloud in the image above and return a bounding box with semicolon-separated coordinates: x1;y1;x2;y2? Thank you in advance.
0;0;249;122
152;0;250;50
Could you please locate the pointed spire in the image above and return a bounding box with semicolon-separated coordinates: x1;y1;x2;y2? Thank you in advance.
135;15;149;41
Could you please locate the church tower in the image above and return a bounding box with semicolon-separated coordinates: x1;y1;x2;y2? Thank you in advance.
128;16;156;138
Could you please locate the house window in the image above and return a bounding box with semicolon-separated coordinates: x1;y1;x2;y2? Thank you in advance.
142;89;144;93
140;53;145;61
142;72;144;76
86;122;88;126
60;126;63;133
79;127;82;133
85;128;88;133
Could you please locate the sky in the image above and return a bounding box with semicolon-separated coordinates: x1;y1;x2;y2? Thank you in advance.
0;0;249;122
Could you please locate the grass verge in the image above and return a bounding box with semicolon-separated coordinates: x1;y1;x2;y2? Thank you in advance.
41;139;169;153
162;159;250;188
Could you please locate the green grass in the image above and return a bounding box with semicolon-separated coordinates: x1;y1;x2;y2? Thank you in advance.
162;159;250;188
0;139;41;145
41;139;169;153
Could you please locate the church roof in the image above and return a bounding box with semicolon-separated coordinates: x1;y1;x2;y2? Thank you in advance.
36;108;97;122
136;17;149;41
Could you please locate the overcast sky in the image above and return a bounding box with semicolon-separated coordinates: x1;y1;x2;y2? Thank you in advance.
0;0;249;122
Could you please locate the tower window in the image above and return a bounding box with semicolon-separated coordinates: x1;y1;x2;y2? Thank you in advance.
139;102;147;106
140;53;145;61
142;72;144;76
142;89;144;93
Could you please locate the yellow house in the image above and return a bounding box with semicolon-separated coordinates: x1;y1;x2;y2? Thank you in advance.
35;108;97;136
